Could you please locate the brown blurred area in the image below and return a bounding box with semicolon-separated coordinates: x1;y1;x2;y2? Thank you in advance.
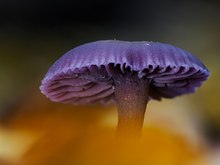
0;0;220;164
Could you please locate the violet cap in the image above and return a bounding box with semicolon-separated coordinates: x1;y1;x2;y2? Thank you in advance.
40;40;210;104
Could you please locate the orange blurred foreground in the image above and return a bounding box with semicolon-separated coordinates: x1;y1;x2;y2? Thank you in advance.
0;87;208;165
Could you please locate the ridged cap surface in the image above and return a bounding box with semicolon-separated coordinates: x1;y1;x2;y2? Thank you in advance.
40;40;210;104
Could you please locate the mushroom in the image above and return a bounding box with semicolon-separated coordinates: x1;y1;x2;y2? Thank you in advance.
40;40;210;138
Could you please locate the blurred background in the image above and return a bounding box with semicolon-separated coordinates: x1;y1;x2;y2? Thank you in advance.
0;0;219;164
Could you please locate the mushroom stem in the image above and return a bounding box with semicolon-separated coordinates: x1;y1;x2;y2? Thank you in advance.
113;74;149;138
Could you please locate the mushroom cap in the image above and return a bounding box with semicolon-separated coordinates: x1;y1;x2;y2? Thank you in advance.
40;40;210;104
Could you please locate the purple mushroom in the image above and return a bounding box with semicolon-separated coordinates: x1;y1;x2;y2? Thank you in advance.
40;40;210;138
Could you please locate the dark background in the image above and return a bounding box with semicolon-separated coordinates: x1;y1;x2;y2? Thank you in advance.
0;0;219;27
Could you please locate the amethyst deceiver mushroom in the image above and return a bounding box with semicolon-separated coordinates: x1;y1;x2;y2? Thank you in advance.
40;40;210;137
